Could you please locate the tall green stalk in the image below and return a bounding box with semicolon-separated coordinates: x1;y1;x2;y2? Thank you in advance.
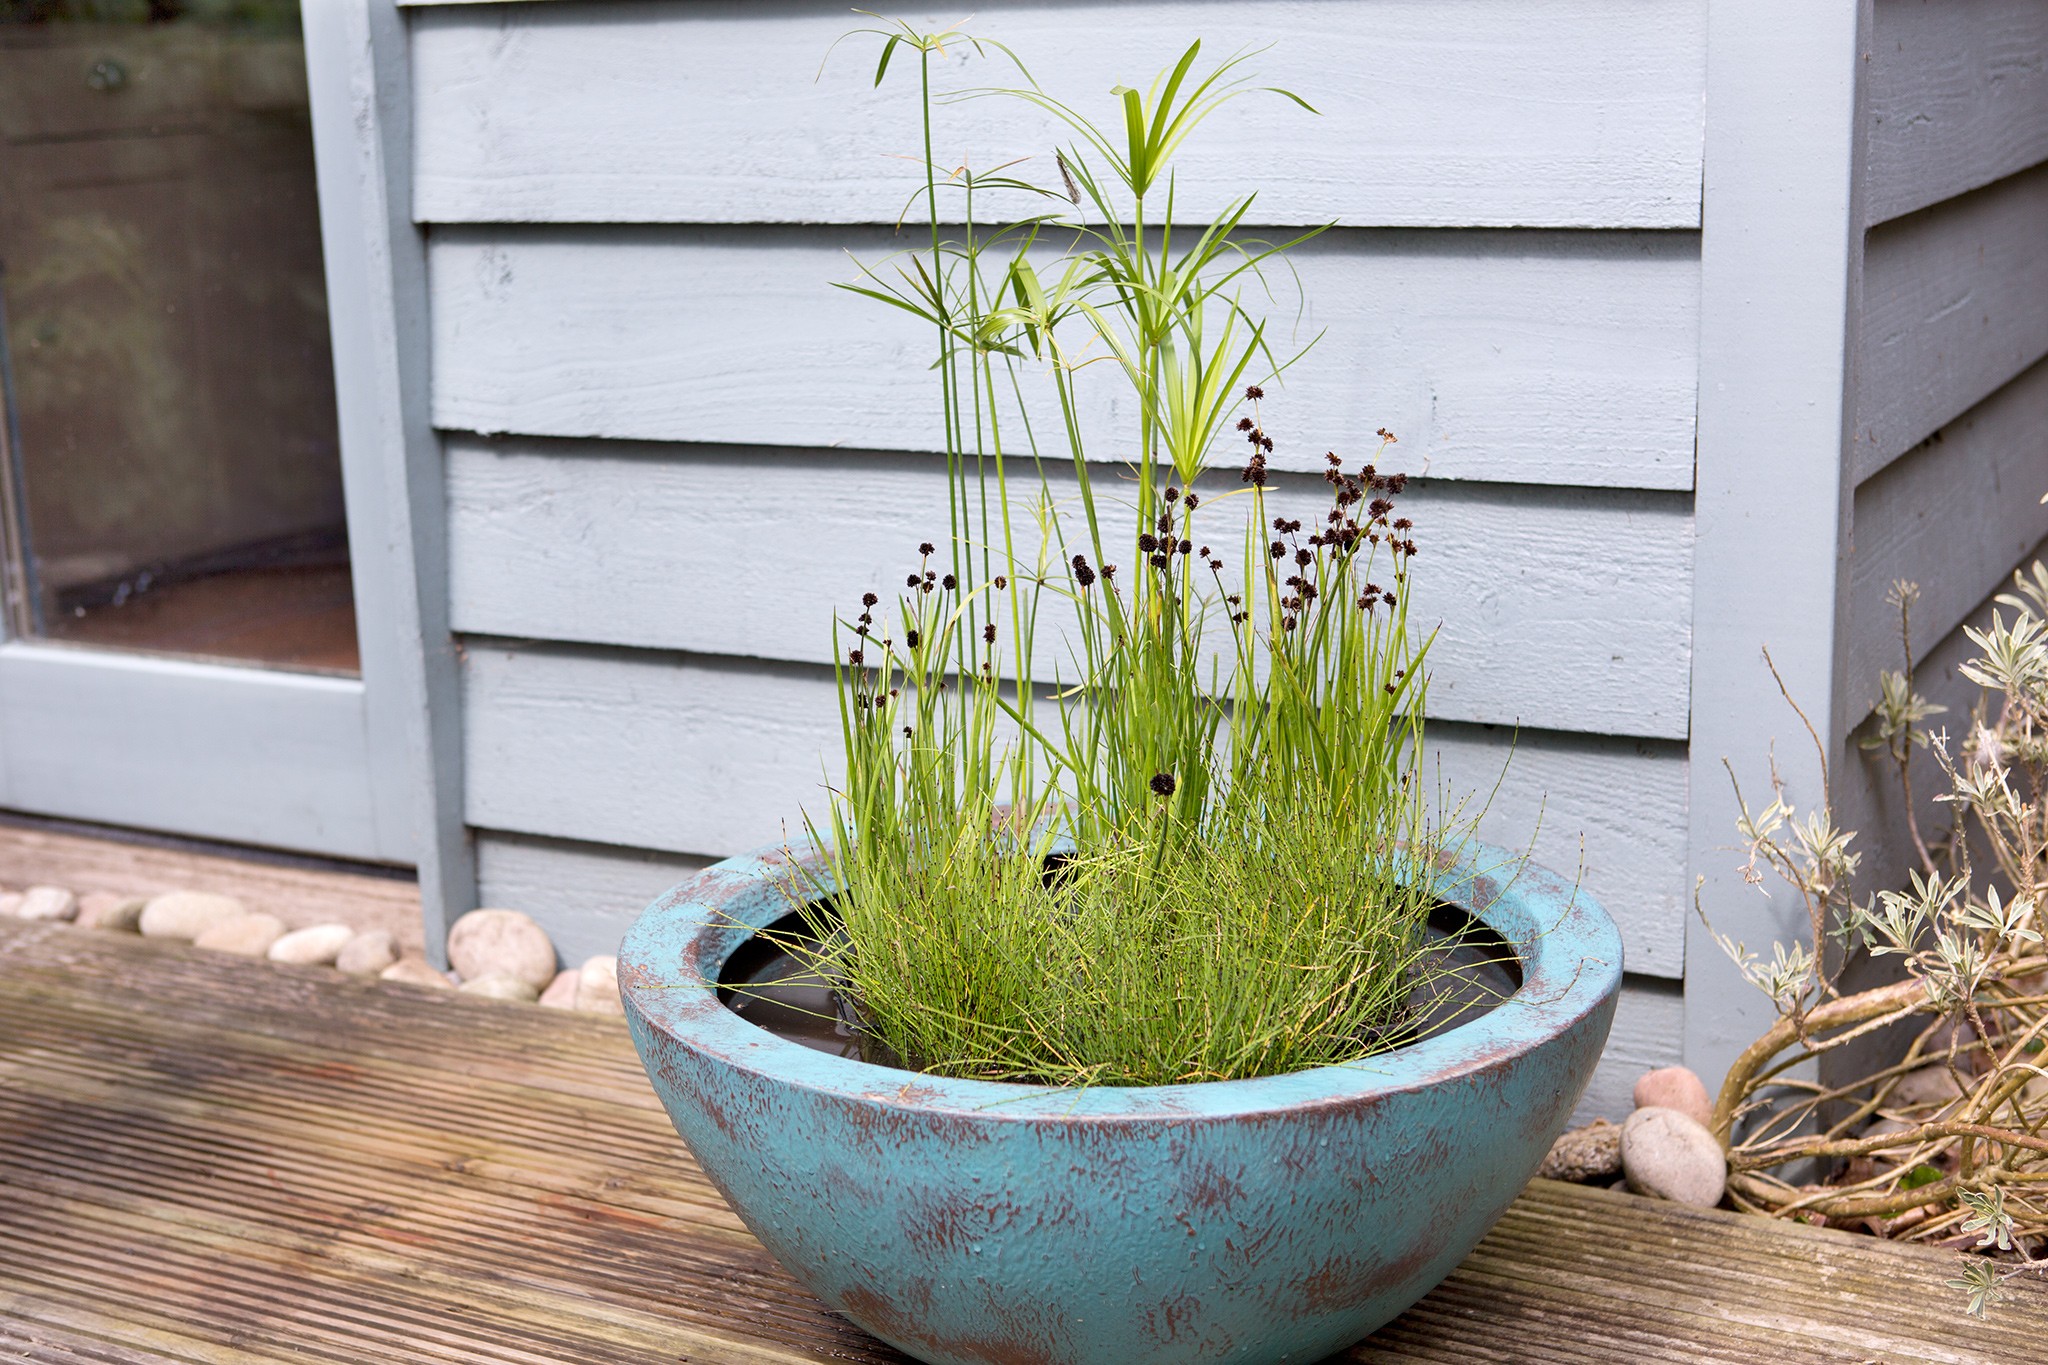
801;23;1459;1086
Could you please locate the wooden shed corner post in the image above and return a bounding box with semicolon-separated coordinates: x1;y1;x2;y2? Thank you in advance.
1685;0;1870;1092
303;0;475;967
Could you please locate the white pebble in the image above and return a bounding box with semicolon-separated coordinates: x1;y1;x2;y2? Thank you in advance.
268;923;355;967
16;886;77;922
335;928;399;977
140;891;247;940
194;913;287;957
447;909;557;991
1622;1106;1727;1208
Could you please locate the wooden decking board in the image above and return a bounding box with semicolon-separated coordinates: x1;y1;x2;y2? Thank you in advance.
4;920;2045;1363
0;822;422;955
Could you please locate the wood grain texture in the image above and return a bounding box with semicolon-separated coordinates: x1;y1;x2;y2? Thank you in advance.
1856;160;2048;482
1685;5;1862;1087
1844;356;2048;734
304;0;478;937
407;0;1706;230
426;226;1701;492
444;438;1693;739
458;644;1690;976
4;918;2047;1364
1865;0;2048;227
0;644;383;862
1576;978;1681;1124
474;829;709;967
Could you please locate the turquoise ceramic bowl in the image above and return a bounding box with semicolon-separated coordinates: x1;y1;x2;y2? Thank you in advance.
621;839;1621;1365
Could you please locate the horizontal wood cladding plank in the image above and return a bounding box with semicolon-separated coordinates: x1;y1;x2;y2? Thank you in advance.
474;830;710;967
1576;978;1682;1123
1865;0;2048;226
0;645;384;862
428;226;1701;492
408;0;1706;230
1844;355;2048;734
1855;161;2048;480
445;438;1694;738
459;643;1691;976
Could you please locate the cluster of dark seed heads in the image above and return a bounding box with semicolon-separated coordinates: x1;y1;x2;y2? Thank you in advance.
1149;772;1177;798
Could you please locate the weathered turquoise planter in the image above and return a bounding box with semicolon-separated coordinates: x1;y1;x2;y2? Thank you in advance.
621;840;1621;1365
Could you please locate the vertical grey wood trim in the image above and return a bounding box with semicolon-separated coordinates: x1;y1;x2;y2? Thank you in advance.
1684;1;1869;1088
304;0;474;962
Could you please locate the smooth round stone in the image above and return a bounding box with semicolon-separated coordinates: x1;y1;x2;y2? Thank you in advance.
335;928;399;977
16;886;76;922
1890;1064;1966;1109
446;909;557;992
268;923;354;967
1633;1065;1713;1129
194;913;287;957
1538;1120;1623;1183
574;955;623;1015
538;968;581;1010
140;891;247;941
1622;1106;1727;1208
380;958;455;991
459;972;540;1004
76;892;147;932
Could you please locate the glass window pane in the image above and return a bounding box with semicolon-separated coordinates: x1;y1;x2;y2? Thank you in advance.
0;0;356;674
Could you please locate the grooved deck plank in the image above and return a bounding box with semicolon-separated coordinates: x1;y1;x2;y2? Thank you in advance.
2;919;2043;1362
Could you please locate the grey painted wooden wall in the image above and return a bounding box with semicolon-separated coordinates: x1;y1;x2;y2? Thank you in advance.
371;0;2047;1118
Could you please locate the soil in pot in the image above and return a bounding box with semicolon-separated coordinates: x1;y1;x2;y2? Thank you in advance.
718;901;1520;1076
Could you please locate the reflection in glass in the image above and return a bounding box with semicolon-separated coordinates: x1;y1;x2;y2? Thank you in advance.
0;0;356;673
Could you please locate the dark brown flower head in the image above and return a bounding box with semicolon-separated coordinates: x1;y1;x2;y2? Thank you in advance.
1178;539;1192;555
942;573;957;590
1138;533;1158;553
1236;417;1255;432
1403;539;1418;555
1388;473;1408;493
1244;385;1265;401
1392;518;1412;531
905;574;921;588
983;622;996;645
1165;486;1179;503
848;649;864;665
905;629;921;648
1150;771;1176;797
994;575;1007;589
1294;548;1311;567
1101;563;1117;579
1260;435;1275;453
1270;542;1286;560
861;592;879;608
1326;451;1342;467
1377;427;1398;443
1071;554;1097;588
1156;512;1174;535
1184;493;1199;511
918;541;936;556
1149;554;1169;569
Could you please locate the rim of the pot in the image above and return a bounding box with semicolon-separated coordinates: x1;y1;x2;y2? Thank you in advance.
619;837;1623;1121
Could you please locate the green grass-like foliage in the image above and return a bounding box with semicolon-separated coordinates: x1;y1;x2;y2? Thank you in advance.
784;20;1464;1087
